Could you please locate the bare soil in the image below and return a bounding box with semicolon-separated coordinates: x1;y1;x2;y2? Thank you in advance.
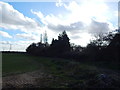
2;70;50;88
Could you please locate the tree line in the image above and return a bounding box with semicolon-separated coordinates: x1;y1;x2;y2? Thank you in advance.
26;30;120;61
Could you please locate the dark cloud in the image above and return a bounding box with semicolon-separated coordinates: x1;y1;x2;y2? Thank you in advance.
70;35;81;39
47;21;85;32
88;20;110;35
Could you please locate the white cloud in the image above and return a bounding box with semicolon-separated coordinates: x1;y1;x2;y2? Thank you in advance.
115;11;118;17
56;0;64;7
0;1;45;51
32;1;115;33
70;32;92;46
16;33;36;40
64;1;109;23
0;1;118;51
0;40;34;51
31;9;44;19
44;14;64;26
0;30;12;38
0;1;42;33
31;1;117;46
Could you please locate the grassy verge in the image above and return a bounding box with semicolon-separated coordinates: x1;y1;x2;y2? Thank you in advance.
2;53;120;88
3;53;119;76
2;53;40;76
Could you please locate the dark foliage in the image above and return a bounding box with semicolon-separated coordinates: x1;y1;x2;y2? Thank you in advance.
83;30;120;61
49;30;71;57
26;29;120;61
26;31;71;57
26;42;49;56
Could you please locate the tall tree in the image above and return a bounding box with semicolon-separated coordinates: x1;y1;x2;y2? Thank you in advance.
50;30;71;55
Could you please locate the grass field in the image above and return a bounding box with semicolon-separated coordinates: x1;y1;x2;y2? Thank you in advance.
2;53;120;88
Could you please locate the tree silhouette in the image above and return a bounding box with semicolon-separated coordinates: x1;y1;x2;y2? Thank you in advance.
26;30;71;57
26;29;120;61
26;43;37;55
50;30;71;56
107;33;120;61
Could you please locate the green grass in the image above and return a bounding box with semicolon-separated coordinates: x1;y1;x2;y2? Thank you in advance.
3;53;119;76
2;53;120;88
2;53;40;76
2;53;73;76
79;60;120;71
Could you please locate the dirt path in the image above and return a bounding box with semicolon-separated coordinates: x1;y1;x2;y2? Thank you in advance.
2;70;49;88
2;67;120;88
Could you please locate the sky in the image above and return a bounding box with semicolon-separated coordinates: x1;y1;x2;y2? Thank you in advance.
0;0;119;51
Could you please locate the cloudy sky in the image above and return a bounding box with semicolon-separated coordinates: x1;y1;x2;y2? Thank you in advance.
0;0;119;51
